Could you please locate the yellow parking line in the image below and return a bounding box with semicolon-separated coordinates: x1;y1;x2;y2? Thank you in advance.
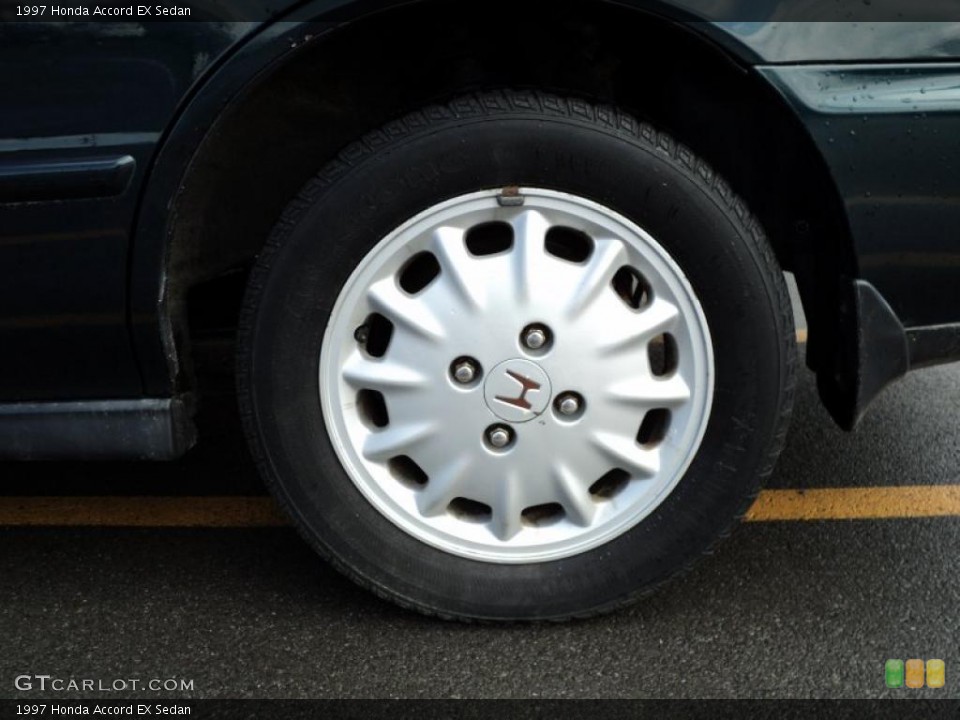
0;487;959;527
796;328;807;343
745;487;960;522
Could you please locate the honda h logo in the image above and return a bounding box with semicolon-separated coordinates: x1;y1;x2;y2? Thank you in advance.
495;370;542;411
484;359;552;423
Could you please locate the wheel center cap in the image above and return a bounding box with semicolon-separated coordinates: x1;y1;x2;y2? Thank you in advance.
483;358;552;423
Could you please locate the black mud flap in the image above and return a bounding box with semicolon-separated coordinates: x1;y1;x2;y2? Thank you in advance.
817;280;909;431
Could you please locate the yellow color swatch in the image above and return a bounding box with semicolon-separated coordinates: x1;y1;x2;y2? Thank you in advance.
926;659;945;689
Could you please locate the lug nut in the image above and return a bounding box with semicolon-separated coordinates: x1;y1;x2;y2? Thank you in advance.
486;425;513;449
556;392;583;417
521;324;551;351
451;358;479;384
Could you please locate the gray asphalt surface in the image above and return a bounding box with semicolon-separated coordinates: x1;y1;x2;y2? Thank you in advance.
2;356;959;699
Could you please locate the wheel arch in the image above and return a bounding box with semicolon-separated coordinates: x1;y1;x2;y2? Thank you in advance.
132;0;856;423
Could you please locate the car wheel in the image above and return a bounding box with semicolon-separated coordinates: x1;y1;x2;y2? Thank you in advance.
237;91;796;621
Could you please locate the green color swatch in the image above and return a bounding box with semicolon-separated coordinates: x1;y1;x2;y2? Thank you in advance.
885;659;905;688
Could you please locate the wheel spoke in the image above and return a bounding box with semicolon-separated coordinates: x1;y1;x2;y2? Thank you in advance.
368;278;445;341
590;431;660;478
596;298;680;355
605;374;691;408
490;470;524;541
342;351;429;391
362;421;436;461
416;454;472;517
430;226;484;312
552;462;597;527
510;209;551;303
564;239;626;319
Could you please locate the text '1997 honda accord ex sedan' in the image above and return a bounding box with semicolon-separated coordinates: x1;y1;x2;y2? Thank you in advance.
2;4;960;620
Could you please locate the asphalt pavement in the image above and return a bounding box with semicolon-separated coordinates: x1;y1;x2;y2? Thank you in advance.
1;350;959;699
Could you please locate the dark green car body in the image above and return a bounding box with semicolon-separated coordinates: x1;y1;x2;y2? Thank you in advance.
1;2;959;456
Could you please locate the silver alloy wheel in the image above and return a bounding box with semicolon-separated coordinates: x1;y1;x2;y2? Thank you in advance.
319;188;714;563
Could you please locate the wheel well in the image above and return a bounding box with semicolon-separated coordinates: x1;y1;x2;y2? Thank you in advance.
170;0;854;393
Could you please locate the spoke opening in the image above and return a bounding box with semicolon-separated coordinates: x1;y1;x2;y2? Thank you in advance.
588;468;631;501
356;389;389;429
388;455;429;489
398;251;441;294
521;502;566;528
611;265;652;310
448;497;493;523
637;408;671;448
545;226;594;263
357;312;394;358
648;333;679;377
465;221;514;256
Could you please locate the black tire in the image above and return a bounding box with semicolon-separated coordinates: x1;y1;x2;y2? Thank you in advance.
237;90;796;621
